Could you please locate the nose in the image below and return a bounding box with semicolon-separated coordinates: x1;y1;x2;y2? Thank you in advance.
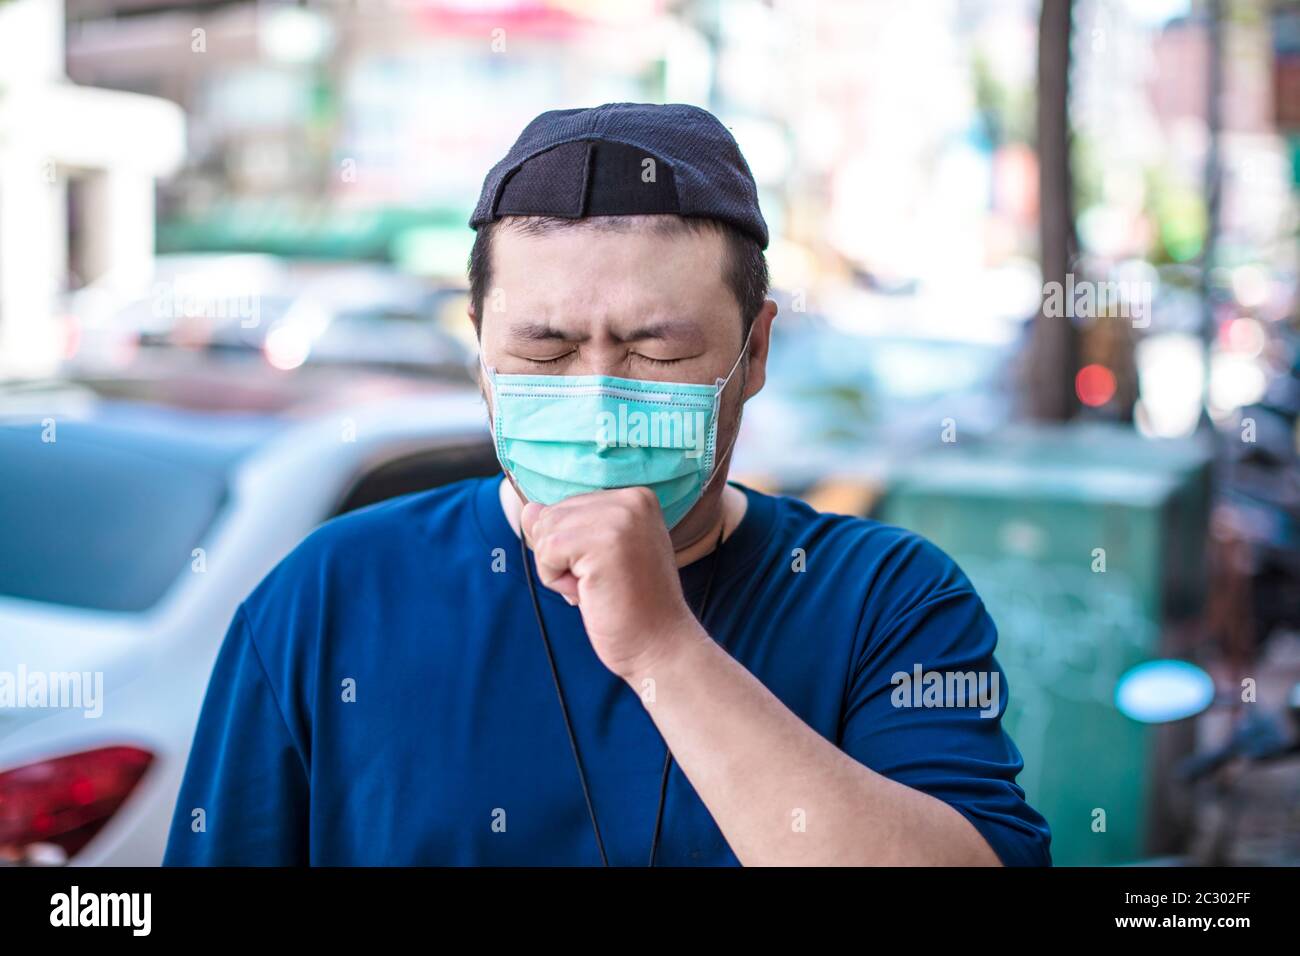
573;341;633;377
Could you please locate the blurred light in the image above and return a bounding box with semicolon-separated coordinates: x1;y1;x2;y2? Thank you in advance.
281;299;332;339
1115;659;1214;724
1222;317;1266;357
1209;352;1267;412
61;315;82;360
1077;205;1133;258
1230;264;1270;309
1135;333;1204;438
663;20;713;105
764;238;816;295
260;6;335;65
1157;187;1207;263
727;117;790;186
1114;257;1160;296
1076;364;1117;407
264;324;311;370
1120;0;1192;28
983;258;1043;322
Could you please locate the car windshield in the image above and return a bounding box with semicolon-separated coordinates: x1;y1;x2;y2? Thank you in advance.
0;408;252;613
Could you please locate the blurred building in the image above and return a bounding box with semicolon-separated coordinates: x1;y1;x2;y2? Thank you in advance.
0;0;184;376
63;0;681;276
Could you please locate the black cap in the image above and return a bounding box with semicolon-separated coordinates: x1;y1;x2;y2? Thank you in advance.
470;103;769;249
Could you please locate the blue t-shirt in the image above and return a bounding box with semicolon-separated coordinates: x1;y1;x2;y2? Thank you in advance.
163;476;1051;866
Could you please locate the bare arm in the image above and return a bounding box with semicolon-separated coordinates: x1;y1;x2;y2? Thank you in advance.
626;620;1002;866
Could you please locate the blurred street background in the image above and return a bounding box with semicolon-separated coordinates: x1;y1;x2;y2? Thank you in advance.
2;0;1300;867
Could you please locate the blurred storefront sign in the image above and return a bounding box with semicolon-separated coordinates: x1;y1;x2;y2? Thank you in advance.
415;0;665;32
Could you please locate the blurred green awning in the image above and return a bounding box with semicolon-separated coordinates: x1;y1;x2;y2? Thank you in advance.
157;200;476;277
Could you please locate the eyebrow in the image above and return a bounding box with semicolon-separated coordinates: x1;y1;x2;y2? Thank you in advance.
509;322;586;343
507;320;703;344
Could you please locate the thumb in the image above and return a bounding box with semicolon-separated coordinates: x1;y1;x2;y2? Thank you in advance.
520;501;544;542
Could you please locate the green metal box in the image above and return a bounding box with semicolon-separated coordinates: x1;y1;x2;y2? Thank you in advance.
878;425;1212;865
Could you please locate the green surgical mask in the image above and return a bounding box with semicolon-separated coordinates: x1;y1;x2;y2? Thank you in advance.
482;328;752;529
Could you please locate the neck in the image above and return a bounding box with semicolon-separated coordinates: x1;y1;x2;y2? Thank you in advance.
497;478;746;568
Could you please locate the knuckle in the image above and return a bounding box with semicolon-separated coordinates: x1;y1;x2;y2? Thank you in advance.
625;486;657;510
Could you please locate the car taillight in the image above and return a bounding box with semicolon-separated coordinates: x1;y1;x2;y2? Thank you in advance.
0;746;154;864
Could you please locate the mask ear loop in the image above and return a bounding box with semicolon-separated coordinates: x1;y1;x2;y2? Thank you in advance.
481;352;541;515
718;321;756;392
477;351;498;393
476;352;497;415
699;321;756;497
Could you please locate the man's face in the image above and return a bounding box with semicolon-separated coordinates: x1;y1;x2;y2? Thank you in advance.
476;215;775;544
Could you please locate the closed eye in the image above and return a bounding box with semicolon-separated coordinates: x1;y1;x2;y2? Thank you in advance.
522;351;576;366
632;353;692;367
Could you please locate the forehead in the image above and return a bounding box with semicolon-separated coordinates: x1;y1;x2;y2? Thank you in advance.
486;220;734;338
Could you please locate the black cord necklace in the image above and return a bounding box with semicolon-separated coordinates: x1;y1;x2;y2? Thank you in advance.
519;516;728;867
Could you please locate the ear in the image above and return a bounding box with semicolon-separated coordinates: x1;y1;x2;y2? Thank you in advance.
741;298;778;401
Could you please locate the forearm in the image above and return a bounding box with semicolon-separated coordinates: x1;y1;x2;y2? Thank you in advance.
628;622;1002;866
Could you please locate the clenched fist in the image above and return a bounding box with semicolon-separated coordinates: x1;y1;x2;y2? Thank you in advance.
520;486;704;681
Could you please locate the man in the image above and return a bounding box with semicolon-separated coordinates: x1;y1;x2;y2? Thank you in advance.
164;103;1050;866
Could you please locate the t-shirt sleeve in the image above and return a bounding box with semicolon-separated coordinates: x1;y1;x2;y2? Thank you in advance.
162;604;310;865
838;531;1052;867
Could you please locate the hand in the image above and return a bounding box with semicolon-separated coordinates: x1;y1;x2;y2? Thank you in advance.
520;487;702;680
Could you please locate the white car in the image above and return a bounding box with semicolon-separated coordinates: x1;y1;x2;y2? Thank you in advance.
0;367;500;866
